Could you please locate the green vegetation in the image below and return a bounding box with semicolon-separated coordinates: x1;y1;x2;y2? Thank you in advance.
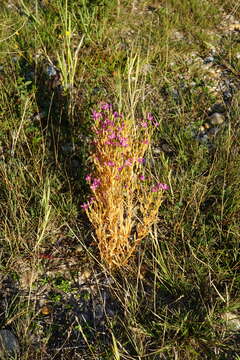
0;0;240;358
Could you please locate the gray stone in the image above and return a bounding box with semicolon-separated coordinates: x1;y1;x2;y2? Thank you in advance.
210;103;226;113
221;312;240;331
204;56;214;64
209;113;225;125
0;329;20;358
45;64;57;77
223;90;232;102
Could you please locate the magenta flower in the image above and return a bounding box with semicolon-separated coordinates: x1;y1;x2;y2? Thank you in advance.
81;202;90;210
124;158;133;166
118;136;128;147
92;111;102;120
146;112;159;127
140;121;148;128
157;183;169;190
90;178;101;190
139;175;145;181
99;120;108;129
108;132;116;140
147;113;154;122
151;183;169;192
137;158;145;163
113;111;122;118
93;178;101;185
101;103;112;110
118;166;124;172
120;140;128;147
81;197;95;210
106;119;115;127
105;161;115;167
117;122;125;131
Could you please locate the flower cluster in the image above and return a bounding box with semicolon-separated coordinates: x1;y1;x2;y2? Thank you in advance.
151;182;169;192
80;102;169;269
80;197;94;210
139;113;159;128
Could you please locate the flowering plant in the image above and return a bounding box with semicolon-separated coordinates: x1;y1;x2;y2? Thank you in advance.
82;103;168;269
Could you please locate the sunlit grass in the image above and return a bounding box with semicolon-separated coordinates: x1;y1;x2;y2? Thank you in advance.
0;0;239;358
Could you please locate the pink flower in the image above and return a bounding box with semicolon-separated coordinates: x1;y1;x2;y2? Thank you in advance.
140;121;148;128
117;122;125;131
113;111;122;118
146;112;159;127
81;202;90;210
142;139;149;144
124;158;133;166
101;103;112;110
90;178;101;190
99;120;108;129
108;132;116;140
157;183;169;190
139;175;145;181
105;161;115;167
120;140;128;147
118;136;128;147
147;113;154;122
85;174;91;182
106;119;115;127
92;111;102;120
105;140;113;145
137;158;145;163
151;183;169;192
81;197;95;210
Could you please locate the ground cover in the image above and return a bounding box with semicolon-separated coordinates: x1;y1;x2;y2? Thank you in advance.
0;0;240;359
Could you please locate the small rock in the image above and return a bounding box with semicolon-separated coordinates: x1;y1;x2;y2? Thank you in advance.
196;133;209;143
221;312;240;331
0;329;20;358
61;143;74;154
229;23;240;31
204;56;214;64
146;5;157;12
78;269;92;284
171;30;185;41
207;126;220;136
75;245;84;253
32;111;46;121
142;63;153;74
223;90;232;102
210;102;226;113
45;64;57;77
171;89;181;103
209;113;225;126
